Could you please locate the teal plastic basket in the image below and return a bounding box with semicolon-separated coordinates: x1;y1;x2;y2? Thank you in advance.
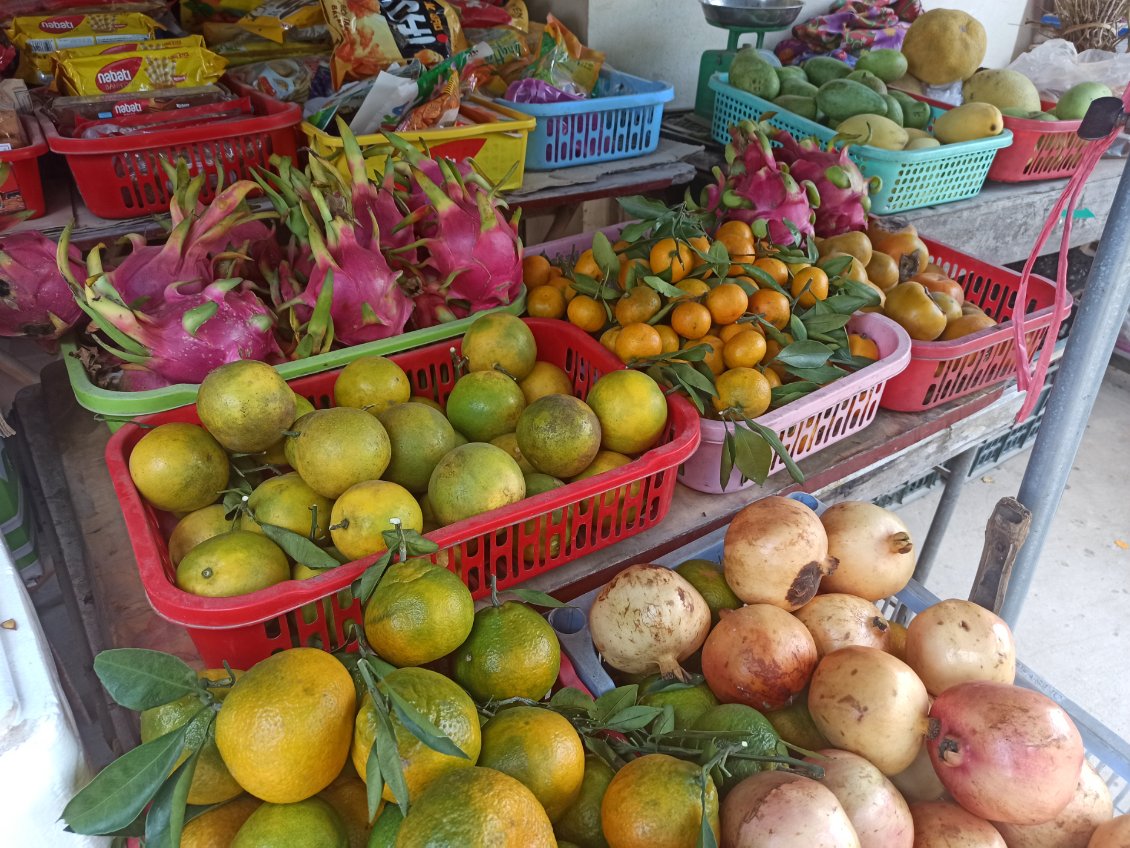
61;292;526;431
709;74;1013;215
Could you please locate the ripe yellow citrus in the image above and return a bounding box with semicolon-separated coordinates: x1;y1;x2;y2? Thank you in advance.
396;767;556;848
614;322;663;363
748;288;791;330
571;450;639;529
518;361;574;405
478;706;585;821
614;287;662;325
197;360;297;453
649;238;694;283
715;220;755;259
599;326;621;352
333;356;411;416
287;407;392;499
600;754;719;848
712;367;772;418
230;797;348;847
461;312;538;379
516;394;602;479
490;432;536;474
444;370;527;444
244;471;334;541
427;442;526;526
670;301;711;340
675;278;710;299
216;648;356;804
168;504;235;565
655;324;680;354
180;796;261;848
722;330;767;370
453;601;562;702
351;667;481;805
567;295;608;333
318;772;373;848
128;422;228;514
705;282;749;325
363;558;474;668
848;332;880;360
696;334;726;376
377;401;457;494
522;254;553;287
527;285;566;319
574;248;602;280
790;265;830;308
585;370;668;455
176;530;290;597
329;480;423;561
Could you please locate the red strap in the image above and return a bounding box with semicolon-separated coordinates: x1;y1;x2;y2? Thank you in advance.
1011;88;1130;422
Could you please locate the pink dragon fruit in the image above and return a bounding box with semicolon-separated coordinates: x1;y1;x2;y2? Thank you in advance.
0;231;83;339
694;119;818;246
771;130;878;238
396;154;523;328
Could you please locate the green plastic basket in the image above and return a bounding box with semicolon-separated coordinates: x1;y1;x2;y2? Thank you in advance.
61;292;527;431
709;74;1013;215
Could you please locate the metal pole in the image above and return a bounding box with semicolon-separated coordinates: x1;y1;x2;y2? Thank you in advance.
999;157;1130;627
913;447;978;584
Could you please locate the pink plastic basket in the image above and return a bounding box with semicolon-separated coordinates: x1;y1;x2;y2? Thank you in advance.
677;312;912;494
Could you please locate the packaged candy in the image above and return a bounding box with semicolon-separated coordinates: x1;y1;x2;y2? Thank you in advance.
238;0;324;44
7;11;163;84
321;0;467;88
55;41;227;96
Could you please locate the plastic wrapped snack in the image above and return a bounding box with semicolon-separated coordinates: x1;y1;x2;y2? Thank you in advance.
525;14;603;96
238;0;325;44
55;41;227;96
226;55;331;102
47;83;234;135
179;0;261;33
7;11;162;84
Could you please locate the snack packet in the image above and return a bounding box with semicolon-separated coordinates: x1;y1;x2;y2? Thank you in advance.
203;21;329;65
55;41;227;96
72;96;253;138
447;0;527;31
8;11;162;84
179;0;261;33
321;0;467;88
525;14;603;96
397;65;458;129
226;55;331;102
48;83;233;135
238;0;324;44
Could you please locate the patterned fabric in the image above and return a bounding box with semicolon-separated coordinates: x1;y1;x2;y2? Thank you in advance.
774;0;922;67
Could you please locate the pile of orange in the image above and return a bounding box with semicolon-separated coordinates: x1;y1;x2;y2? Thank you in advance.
522;220;882;421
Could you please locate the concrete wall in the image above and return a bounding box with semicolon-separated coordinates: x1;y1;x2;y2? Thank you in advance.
564;0;1033;110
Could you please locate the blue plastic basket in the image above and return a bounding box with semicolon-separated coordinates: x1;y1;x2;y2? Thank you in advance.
499;68;674;170
709;73;1014;215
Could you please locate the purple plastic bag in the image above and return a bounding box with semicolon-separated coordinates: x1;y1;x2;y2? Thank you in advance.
504;78;584;104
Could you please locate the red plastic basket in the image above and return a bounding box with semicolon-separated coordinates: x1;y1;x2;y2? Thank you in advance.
0;115;48;219
104;318;700;668
879;239;1071;412
43;90;301;219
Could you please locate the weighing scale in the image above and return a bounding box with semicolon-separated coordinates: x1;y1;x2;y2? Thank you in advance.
694;0;804;118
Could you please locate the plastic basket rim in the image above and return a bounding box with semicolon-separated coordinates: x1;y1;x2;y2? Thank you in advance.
60;294;528;418
0;114;47;162
43;89;302;155
302;96;536;150
497;67;675;117
104;317;702;629
709;73;1014;160
698;311;911;437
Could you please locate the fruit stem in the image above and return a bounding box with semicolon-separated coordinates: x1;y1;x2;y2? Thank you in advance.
891;532;914;554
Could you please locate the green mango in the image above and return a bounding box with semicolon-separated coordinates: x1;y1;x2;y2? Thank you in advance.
816;78;888;123
772;94;819;121
729;46;780;100
775;65;808;84
1054;81;1113;120
882;94;904;126
846;69;888;95
888;90;931;130
778;76;819;99
803;56;852;87
854;49;909;83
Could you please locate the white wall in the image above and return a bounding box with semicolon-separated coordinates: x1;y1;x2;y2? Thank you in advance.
569;0;1033;110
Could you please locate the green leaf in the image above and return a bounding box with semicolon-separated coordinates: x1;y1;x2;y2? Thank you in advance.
643;275;687;299
698;771;720;848
732;425;772;485
802;312;853;335
620;220;652;242
744;265;790;297
818;255;853;279
594;685;639;723
784;364;847;385
504;588;570;609
720;424;736;490
257;523;342;569
837;278;882;306
788;313;808;342
358;553;393;604
144;741;202;848
616;195;671;220
93;649;200;711
746;420;805;483
592;231;620;281
605;705;664;732
384;684;470;760
654;704;676;736
774;340;834;369
63;722;191;835
640;674;706;694
365;741;384;822
375;708;410;814
550;687;596;714
582;735;622;770
675;343;709;363
671;362;718;398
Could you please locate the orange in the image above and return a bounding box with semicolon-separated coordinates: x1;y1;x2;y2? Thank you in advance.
518;361;574;405
599;326;621;352
748;288;791;330
128;422;228;514
614;285;661;325
444;370;527;444
718;322;754;343
586;370;668;455
761;366;782;388
478;706;585;821
687;235;711;269
453;601;562;702
333;356;411;416
655;324;680;354
526;285;566;319
618;258;651;289
848;332;880;360
612;239;631;253
728;253;756;277
230;797;348;847
351;667;481;805
615;322;663;363
722;331;767;369
752;256;790;287
395;767;555;848
555;757;616;848
600;754;719;848
714;220;755;259
546;274;577;301
648;237;694;282
670;301;712;340
705;282;749;325
181;796;261;848
790;265;830;308
567;295;607;333
522;254;553;288
712;367;772;418
461;312;538;379
574;248;602;280
675;278;710;299
694;334;726;376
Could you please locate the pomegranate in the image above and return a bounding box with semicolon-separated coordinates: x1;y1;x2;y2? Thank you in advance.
806;749;914;848
819;501;915;600
905;599;1016;695
793;593;892;658
1088;814;1130;847
993;762;1113;848
721;771;861;847
910;801;1007;847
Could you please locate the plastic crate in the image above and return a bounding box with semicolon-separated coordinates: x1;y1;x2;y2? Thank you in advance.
103;318;701;668
873;470;944;509
549;522;1130;813
43;90;302;219
0;115;47;219
60;295;527;431
680;312;912;494
879;239;1071;412
498;68;674;170
302;97;534;192
709;74;1013;215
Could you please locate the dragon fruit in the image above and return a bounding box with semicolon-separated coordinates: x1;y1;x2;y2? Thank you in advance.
0;231;83;339
771;130;878;237
693;118;818;246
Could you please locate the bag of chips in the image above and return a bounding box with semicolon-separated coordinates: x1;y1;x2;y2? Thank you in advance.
55;41;227;96
525;14;603;96
238;0;324;44
7;11;162;84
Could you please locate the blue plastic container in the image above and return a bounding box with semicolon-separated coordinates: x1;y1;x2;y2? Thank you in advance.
709;73;1014;215
500;68;674;170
